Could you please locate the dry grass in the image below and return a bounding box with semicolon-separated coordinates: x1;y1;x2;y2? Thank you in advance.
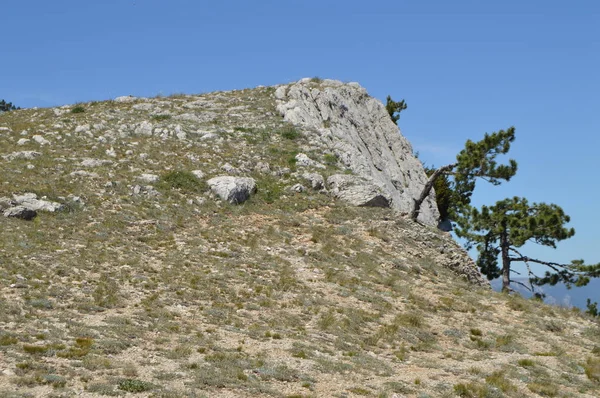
0;86;598;397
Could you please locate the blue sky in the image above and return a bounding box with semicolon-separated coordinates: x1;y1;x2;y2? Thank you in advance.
2;1;599;283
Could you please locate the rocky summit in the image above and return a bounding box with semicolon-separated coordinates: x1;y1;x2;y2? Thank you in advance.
0;79;598;397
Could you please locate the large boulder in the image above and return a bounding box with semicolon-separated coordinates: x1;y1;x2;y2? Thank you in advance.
276;79;440;225
207;176;257;204
327;174;391;208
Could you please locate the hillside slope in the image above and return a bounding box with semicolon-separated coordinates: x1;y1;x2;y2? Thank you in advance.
0;80;598;397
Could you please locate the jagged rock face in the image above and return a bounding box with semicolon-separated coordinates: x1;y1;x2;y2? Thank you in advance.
277;79;440;226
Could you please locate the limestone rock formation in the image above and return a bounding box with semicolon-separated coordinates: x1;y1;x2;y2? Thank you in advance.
276;79;439;225
327;174;391;208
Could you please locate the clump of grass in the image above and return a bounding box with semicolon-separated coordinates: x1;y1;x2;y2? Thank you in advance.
151;114;172;121
528;382;558;397
157;170;206;194
117;378;156;393
71;105;85;113
280;125;300;140
470;328;483;337
22;344;49;355
485;370;516;393
310;77;323;83
584;356;600;382
518;358;536;367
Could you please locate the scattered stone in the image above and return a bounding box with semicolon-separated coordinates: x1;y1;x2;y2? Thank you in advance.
295;153;325;169
74;125;90;134
290;184;305;193
207;176;257;204
3;151;41;161
138;174;159;183
4;206;37;220
254;162;271;174
191;170;205;179
135;121;153;136
80;158;113;167
17;138;30;146
32;135;50;146
221;163;239;174
132;185;160;197
200;132;218;140
106;147;117;157
114;95;137;103
70;170;100;178
303;173;325;190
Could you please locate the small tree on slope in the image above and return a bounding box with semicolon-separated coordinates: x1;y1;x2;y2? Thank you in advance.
455;196;600;292
0;99;19;112
410;127;518;222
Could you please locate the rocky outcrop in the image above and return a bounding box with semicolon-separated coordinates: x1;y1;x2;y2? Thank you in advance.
327;174;390;208
208;176;257;204
276;79;439;225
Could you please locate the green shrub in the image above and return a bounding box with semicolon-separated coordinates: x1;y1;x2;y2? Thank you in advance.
117;378;156;393
151;114;171;121
71;106;85;114
280;126;300;140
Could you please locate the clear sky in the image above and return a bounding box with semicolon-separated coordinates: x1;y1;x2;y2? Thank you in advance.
3;1;599;278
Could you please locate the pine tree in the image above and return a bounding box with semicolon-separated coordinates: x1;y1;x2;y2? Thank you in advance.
385;96;407;124
455;196;600;292
0;99;19;112
410;127;518;222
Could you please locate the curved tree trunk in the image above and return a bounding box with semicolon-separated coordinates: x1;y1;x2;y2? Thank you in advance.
410;163;456;221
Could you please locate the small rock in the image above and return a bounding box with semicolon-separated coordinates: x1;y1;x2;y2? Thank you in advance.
106;147;117;157
254;162;271;174
114;95;137;103
70;170;100;178
17;138;30;146
295;153;325;169
290;184;305;193
303;172;325;190
3;151;42;161
191;170;205;179
32;135;50;146
80;158;113;167
138;174;159;183
221;163;238;174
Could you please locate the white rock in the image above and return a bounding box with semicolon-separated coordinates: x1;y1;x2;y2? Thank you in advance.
32;135;50;145
114;95;137;103
295;153;325;169
3;151;41;161
106;147;117;157
17;138;30;146
191;170;205;179
80;158;113;167
207;176;257;204
70;170;100;178
135;121;153;136
138;174;159;183
274;86;287;100
277;80;440;225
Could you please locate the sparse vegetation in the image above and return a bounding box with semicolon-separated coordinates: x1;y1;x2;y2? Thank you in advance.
0;82;596;397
